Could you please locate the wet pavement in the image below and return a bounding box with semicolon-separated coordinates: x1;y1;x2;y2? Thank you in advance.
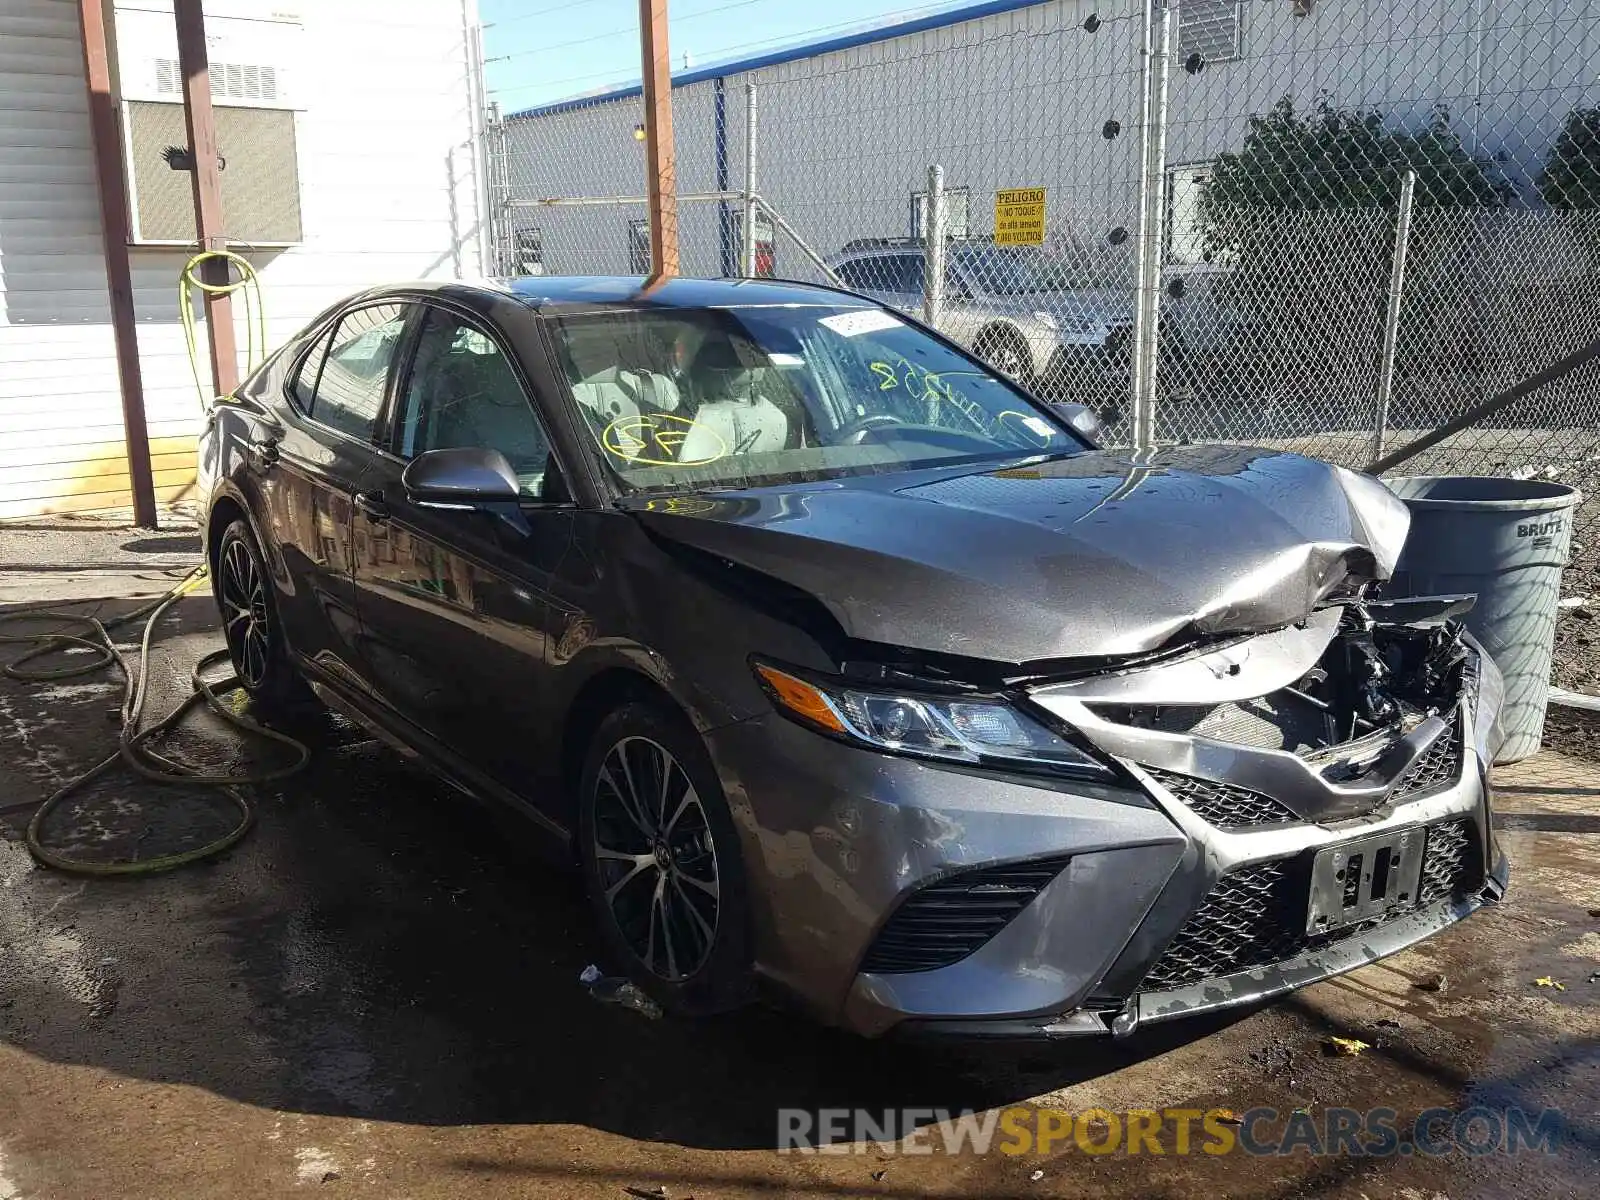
1;545;1598;1198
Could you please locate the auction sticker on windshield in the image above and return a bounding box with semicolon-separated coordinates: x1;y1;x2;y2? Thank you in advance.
819;309;903;337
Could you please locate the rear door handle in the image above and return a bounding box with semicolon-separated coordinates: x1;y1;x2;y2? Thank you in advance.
354;490;389;522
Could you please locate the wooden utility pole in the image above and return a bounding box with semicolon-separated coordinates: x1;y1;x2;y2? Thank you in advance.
637;0;679;280
76;0;157;528
174;0;239;397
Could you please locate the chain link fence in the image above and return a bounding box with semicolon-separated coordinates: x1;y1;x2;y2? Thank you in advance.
487;0;1600;697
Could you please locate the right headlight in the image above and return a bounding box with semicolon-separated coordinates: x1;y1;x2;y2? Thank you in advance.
753;661;1113;779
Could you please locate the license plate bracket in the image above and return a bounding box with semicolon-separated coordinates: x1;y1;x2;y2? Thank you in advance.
1306;826;1425;936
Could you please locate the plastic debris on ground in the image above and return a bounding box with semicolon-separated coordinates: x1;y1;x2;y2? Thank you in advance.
1326;1036;1371;1057
1533;976;1567;991
580;963;664;1019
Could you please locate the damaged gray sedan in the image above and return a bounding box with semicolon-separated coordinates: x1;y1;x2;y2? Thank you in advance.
199;277;1506;1039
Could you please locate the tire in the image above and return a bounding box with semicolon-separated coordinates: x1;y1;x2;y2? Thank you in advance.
976;326;1034;385
577;698;754;1016
213;518;316;713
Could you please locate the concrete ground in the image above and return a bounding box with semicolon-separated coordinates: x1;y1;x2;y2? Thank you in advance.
1;519;1598;1199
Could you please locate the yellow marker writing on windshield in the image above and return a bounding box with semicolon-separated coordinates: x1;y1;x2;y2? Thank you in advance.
601;413;727;467
869;361;899;390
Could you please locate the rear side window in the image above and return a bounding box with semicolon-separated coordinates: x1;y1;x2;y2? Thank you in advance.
289;328;332;411
834;259;870;292
891;253;926;294
841;254;923;294
299;303;409;441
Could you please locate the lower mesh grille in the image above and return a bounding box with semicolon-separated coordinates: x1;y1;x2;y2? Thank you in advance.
1139;818;1484;993
1138;858;1304;991
860;856;1072;974
1417;817;1481;904
1145;768;1301;828
1393;713;1465;802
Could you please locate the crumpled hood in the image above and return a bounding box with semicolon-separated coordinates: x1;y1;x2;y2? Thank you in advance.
627;445;1410;664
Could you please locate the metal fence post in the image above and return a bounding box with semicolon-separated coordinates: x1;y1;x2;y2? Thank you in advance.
1129;1;1172;450
1371;169;1418;463
483;101;504;274
743;82;758;277
924;164;946;327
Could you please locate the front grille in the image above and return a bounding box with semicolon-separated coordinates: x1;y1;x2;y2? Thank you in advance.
1139;858;1304;991
1418;817;1482;903
1139;817;1484;993
1392;712;1465;802
1145;767;1301;829
860;856;1072;974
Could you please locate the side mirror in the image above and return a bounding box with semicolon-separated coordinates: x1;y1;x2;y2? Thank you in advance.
1050;401;1105;446
401;447;519;508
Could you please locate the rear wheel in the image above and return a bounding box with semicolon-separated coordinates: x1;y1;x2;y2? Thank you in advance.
214;518;315;713
577;699;753;1015
977;326;1033;385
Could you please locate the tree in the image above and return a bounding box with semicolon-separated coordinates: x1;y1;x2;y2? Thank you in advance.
1185;98;1510;398
1198;96;1510;255
1538;107;1600;210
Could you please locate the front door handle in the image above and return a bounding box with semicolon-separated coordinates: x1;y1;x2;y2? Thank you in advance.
354;490;389;522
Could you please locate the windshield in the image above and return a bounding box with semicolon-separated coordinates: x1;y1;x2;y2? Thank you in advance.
546;303;1084;494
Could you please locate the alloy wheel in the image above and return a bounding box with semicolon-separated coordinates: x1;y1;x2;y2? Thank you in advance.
219;538;271;689
591;735;721;981
988;341;1027;381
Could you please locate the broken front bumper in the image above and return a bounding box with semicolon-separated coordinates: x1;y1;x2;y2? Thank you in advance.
706;631;1504;1039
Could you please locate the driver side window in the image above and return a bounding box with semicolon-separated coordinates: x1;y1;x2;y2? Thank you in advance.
396;308;554;499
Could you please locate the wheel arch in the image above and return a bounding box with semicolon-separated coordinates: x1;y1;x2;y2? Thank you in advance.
559;666;690;803
205;491;249;580
974;319;1028;354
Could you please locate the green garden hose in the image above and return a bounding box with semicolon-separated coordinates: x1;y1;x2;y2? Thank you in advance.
0;567;311;875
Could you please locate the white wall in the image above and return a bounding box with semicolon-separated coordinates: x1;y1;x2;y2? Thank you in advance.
0;0;485;518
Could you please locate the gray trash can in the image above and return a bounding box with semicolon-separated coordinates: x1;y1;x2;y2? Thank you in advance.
1385;476;1583;764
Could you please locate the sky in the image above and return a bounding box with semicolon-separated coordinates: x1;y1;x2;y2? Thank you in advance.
480;0;982;113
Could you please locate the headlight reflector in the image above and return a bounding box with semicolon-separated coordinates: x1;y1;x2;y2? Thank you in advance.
755;663;1111;778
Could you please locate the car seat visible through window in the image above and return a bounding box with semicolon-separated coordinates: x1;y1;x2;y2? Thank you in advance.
426;342;549;491
674;334;811;463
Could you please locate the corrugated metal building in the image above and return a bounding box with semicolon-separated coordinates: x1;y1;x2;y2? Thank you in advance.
0;0;485;519
498;0;1597;279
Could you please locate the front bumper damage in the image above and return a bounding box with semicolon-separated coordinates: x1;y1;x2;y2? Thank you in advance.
708;596;1507;1039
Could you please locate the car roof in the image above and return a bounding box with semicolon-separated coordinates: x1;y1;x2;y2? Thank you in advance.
355;275;874;317
512;274;867;309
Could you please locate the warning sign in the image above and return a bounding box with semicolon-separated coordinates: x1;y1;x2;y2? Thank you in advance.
994;187;1047;245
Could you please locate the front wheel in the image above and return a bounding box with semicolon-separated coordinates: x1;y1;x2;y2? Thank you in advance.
213;518;315;712
577;699;753;1016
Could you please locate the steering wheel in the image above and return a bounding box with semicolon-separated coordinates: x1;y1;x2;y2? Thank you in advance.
831;412;907;445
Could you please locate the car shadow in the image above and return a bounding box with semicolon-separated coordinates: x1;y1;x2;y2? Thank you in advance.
0;591;1253;1150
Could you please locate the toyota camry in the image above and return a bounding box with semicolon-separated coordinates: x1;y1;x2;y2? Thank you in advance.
196;275;1506;1038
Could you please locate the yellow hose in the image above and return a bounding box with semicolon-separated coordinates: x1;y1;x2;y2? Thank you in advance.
180;249;268;408
0;254;307;875
0;569;312;875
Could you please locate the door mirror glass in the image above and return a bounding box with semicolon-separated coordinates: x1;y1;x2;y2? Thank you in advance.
401;447;520;508
1049;401;1105;446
